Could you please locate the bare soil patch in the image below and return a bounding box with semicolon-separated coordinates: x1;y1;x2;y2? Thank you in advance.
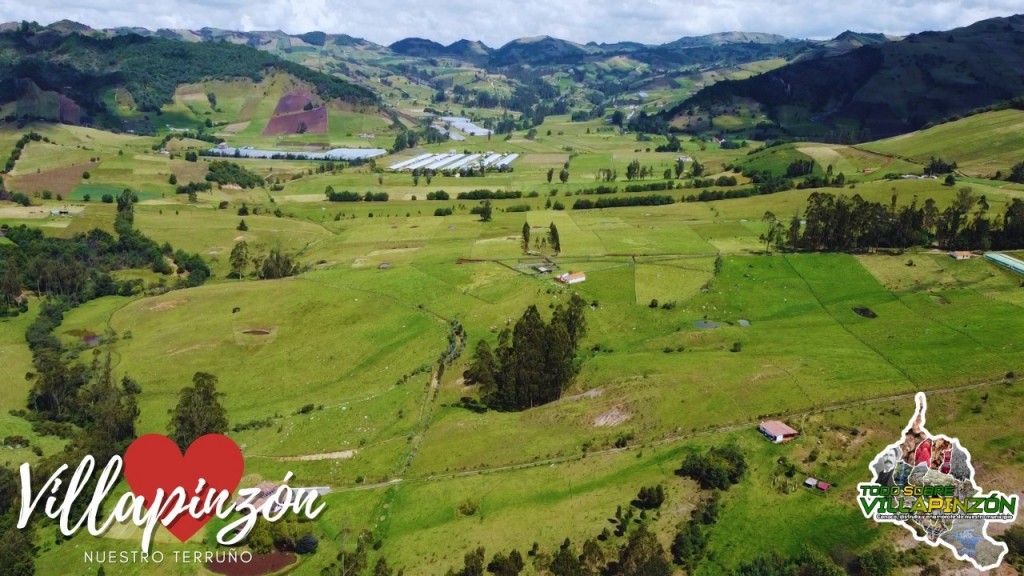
263;106;328;135
0;205;84;219
564;388;603;402
148;299;187;311
8;161;98;195
273;90;314;116
594;406;630;427
276;450;356;462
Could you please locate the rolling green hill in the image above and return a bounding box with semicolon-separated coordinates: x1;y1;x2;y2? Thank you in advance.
859;108;1024;177
389;37;492;66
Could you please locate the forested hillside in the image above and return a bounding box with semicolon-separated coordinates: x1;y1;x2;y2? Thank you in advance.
0;24;377;128
672;14;1024;141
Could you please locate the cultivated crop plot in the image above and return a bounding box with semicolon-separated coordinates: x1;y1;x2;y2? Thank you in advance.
1;7;1024;576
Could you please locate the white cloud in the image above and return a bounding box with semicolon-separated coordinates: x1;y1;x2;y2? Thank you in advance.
0;0;1019;46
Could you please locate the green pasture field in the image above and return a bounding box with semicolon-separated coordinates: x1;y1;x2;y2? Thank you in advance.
70;184;163;203
860;109;1024;177
131;206;333;277
89;278;444;475
0;306;49;467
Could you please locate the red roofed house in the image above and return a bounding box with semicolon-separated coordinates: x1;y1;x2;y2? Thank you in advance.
758;420;799;443
557;272;586;285
816;481;830;492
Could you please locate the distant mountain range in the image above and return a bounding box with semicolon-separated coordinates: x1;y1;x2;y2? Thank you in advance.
0;20;892;72
0;19;897;132
2;15;1023;143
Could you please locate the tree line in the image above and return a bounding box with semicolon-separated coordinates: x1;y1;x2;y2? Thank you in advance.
774;188;1024;252
2;130;42;172
325;186;390;202
573;195;675;210
457;189;524;200
465;294;587;411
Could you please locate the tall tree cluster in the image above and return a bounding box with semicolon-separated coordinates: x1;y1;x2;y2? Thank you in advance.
790;189;1024;252
548;222;561;253
677;445;747;490
168;372;229;451
466;294;587;411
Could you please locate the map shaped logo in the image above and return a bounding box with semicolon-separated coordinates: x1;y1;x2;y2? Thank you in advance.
858;392;1018;571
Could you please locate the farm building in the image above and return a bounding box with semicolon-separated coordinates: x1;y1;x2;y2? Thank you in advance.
388;151;518;172
439;116;492;136
985;252;1024;275
817;481;830;492
804;477;817;488
557;272;586;285
758;420;799;443
949;251;972;260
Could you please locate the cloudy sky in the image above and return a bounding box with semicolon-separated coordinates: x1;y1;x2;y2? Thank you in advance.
1;0;1020;46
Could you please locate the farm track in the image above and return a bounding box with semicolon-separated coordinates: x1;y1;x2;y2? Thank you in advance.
325;375;1011;494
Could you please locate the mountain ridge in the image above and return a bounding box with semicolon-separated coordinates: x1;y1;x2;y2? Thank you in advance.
0;19;894;66
671;13;1024;140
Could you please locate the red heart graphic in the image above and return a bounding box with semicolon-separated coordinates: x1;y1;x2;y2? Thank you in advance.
123;434;244;543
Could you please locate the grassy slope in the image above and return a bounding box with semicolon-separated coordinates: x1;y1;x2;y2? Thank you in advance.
859;109;1024;177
